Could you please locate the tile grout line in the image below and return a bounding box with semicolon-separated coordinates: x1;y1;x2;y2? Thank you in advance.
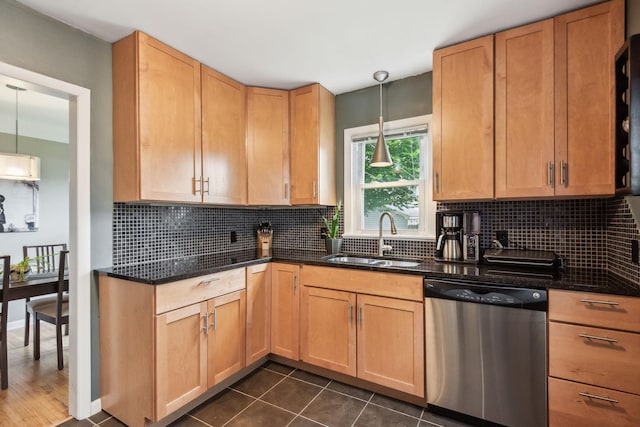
220;367;290;427
349;391;375;427
283;375;334;427
184;413;215;427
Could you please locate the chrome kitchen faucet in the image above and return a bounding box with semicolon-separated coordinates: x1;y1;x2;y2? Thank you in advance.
378;211;398;256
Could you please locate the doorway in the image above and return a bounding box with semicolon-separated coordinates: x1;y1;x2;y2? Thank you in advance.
0;61;92;421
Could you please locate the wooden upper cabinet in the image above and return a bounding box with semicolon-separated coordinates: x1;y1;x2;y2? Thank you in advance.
289;84;336;206
113;31;202;203
247;87;290;205
433;35;494;201
554;0;624;197
495;20;555;199
201;66;247;205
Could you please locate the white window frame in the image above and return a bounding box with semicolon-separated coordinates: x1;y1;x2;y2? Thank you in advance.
344;114;436;239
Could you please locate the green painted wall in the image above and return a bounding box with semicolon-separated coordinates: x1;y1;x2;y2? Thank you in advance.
334;72;432;201
629;0;640;36
0;0;112;400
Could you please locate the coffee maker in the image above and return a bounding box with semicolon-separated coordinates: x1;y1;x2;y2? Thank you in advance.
435;211;481;263
257;221;273;257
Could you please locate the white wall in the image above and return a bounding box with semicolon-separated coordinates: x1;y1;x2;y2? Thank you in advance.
0;131;69;323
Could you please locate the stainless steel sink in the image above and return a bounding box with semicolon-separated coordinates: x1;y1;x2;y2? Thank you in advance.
323;255;422;268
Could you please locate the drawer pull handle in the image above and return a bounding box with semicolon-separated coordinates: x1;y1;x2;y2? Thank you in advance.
578;333;618;343
578;392;619;404
198;277;221;286
579;298;620;306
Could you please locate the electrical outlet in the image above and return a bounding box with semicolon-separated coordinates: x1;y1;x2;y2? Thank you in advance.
230;230;237;243
496;230;509;247
320;227;328;239
632;240;639;264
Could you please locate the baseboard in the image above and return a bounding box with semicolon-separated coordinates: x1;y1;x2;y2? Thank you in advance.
7;319;27;331
90;398;102;416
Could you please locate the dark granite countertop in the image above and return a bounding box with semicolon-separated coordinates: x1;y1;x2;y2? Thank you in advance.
98;248;640;297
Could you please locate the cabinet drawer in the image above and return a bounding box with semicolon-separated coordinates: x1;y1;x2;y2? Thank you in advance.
301;265;422;302
549;377;640;427
549;321;640;395
155;268;246;314
549;290;640;333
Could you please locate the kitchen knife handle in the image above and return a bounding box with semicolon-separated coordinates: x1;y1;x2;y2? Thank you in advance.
578;392;619;404
578;333;618;343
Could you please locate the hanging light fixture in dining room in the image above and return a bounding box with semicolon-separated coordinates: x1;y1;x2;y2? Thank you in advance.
370;70;392;167
0;84;41;181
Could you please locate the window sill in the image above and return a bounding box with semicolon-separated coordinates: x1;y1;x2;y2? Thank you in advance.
342;233;436;242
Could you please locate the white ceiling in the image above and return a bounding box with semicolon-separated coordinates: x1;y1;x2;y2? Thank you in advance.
16;0;600;95
0;76;69;144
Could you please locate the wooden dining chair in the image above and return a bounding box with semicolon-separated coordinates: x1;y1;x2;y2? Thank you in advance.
27;250;69;370
1;255;10;389
23;243;68;346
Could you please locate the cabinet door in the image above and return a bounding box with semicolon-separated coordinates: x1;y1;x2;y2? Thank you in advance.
246;264;271;365
357;294;424;397
433;35;494;201
495;20;555;198
247;87;290;205
137;32;202;203
300;286;356;376
554;0;624;197
271;263;300;359
201;65;247;205
207;290;246;387
155;302;207;419
289;84;336;206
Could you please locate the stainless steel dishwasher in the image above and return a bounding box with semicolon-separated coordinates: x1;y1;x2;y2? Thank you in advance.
424;278;547;427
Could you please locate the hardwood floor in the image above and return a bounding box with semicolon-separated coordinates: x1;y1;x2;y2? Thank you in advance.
0;324;69;427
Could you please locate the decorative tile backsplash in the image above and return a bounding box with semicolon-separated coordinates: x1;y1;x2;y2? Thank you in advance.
112;197;640;286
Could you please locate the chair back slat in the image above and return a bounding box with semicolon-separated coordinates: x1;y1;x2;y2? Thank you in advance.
56;251;68;324
23;244;67;274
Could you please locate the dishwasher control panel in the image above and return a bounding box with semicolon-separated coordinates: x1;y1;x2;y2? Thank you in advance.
424;279;547;311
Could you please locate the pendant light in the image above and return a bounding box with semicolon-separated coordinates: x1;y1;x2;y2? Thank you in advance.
370;70;392;167
0;84;41;181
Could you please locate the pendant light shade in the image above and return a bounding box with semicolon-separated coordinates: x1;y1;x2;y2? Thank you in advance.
370;71;392;167
0;85;41;181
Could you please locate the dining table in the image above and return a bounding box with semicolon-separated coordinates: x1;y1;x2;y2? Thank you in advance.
1;271;69;389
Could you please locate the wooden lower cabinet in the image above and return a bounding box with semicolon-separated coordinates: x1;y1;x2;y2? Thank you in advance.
207;290;246;387
299;266;424;397
300;287;356;376
99;270;246;427
155;302;208;419
246;264;271;365
548;289;640;427
271;263;300;359
549;377;640;427
357;294;424;397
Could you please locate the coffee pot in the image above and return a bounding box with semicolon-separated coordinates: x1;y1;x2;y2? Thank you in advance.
436;213;463;261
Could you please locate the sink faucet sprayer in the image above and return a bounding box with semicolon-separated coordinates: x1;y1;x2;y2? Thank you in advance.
378;211;398;256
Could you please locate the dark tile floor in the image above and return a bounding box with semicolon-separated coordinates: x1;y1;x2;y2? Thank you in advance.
59;362;472;427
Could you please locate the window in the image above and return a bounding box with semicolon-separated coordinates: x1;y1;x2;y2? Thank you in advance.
344;115;436;239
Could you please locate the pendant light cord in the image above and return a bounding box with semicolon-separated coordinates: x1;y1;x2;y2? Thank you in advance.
14;86;19;154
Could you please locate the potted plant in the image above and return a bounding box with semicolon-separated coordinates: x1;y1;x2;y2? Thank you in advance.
9;255;47;281
323;200;343;254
